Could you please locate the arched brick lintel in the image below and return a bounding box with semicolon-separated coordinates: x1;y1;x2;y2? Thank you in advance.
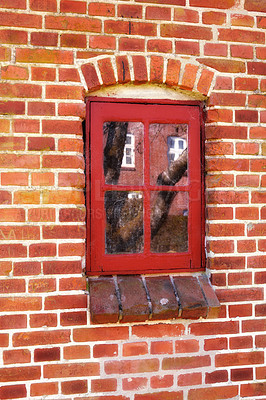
80;54;217;98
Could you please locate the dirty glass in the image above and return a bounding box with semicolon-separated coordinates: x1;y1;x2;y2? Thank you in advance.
103;122;144;186
151;191;189;253
104;191;144;254
149;123;188;186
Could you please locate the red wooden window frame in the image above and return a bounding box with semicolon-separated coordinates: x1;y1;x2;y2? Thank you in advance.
86;98;205;275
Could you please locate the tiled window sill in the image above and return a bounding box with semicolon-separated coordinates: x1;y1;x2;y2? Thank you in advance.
89;274;220;324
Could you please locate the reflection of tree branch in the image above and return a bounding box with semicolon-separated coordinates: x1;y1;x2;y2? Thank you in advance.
104;122;128;184
103;123;187;253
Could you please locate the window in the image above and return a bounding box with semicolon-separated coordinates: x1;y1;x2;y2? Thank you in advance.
86;99;205;275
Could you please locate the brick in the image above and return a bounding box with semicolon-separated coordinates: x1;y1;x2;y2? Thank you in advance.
174;8;198;23
248;255;266;268
59;277;86;291
245;0;266;12
135;392;182;400
175;339;199;353
34;347;60;362
43;190;84;205
204;43;227;57
150;341;173;355
166;59;180;86
88;2;115;16
237;240;256;253
89;277;119;324
174;276;207;319
235;110;258;123
43;362;99;378
207;191;248;204
243;319;266;332
31;32;58;46
1;65;28;80
0;47;11;61
205;370;228;384
203;11;226;25
209;92;246;107
204;337;227;351
82;63;101;90
31;67;56;81
206;174;234;188
219;28;264;44
123;342;148;357
13;119;39;133
148;39;172;53
28;278;56;292
230;336;253;349
14;191;40;204
0;366;41;382
256;304;266;317
60;311;87;326
13;261;41;276
0;11;41;28
190;0;235;7
206;158;249;172
17;48;73;64
209;240;234;253
13;330;70;347
0;315;26;330
60;0;86;13
250;127;266;139
1;172;28;186
74;326;129;342
150;55;164;83
178;372;201;386
231;44;253;59
241;382;266;397
216;351;264;368
61;33;87;48
0;244;27;258
46;85;83;100
146;276;178;320
0;101;24;115
43;154;84;169
119;4;142;18
32;173;55;187
161;24;212;40
190;321;238;336
132;55;148;83
43;225;85;239
119;37;145;52
235;77;258;91
123;377;148;390
98;58;116;86
58;103;85;118
30;313;57;328
257;47;266;60
28;208;55;222
28;102;55;116
0;384;27;399
45;294;87;310
119;275;149;322
236;175;259;187
216;287;263;302
256;335;266;348
188;386;238;400
90;35;116;50
0;279;25;293
175;41;199;56
0;296;42;312
214;76;232;90
13;330;67;347
248;62;266;76
59;68;80;82
0;191;12;204
30;382;58;397
146;6;171;20
181;64;198;90
105;359;159;375
0;262;13;277
229;304;252;318
45;15;101;32
59;208;85;221
93;344;118;358
231;13;254;27
30;0;56;11
162;355;210;370
91;378;116;392
0;83;41;99
64;345;91;360
206;142;233;156
0;0;26;9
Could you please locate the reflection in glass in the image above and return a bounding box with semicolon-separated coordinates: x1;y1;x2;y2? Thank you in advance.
151;191;188;253
104;191;144;254
149;123;188;186
103;122;144;186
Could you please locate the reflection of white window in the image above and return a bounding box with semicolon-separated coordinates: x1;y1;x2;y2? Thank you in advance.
167;136;187;164
128;192;142;199
122;133;135;167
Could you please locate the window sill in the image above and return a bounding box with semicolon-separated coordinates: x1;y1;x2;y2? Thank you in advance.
88;274;220;324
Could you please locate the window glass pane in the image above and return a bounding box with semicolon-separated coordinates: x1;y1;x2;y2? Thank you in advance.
150;191;188;253
104;191;144;254
149;123;188;186
103;122;144;185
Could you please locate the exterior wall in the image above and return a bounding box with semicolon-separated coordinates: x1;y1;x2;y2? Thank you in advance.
0;0;265;399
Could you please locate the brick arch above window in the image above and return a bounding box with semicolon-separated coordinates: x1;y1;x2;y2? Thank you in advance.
79;54;217;98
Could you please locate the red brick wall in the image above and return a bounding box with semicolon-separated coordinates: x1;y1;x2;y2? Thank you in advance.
0;0;265;399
